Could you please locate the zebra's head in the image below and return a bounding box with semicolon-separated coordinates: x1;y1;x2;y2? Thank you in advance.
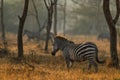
51;36;62;56
51;36;74;56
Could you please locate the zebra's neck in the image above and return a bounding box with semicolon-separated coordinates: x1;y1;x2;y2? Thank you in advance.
61;43;74;51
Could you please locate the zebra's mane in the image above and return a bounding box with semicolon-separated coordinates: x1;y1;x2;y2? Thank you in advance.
55;36;68;41
55;36;74;44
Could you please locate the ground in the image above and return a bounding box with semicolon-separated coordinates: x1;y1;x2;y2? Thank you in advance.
0;33;120;80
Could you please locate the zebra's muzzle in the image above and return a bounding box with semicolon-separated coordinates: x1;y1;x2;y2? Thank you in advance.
51;48;59;56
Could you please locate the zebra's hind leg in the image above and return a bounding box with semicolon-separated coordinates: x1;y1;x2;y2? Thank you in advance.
92;61;98;73
88;62;92;70
85;61;92;73
88;58;98;73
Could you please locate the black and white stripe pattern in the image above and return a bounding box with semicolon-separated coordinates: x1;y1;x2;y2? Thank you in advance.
51;36;105;72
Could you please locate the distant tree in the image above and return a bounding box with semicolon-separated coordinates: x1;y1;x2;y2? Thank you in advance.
31;0;41;32
103;0;120;68
63;0;67;36
17;0;29;58
71;0;108;35
0;0;7;50
44;0;56;51
53;0;57;35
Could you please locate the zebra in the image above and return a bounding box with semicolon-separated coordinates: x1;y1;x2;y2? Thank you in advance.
23;29;55;43
51;36;105;72
97;32;110;41
23;30;55;44
23;29;40;41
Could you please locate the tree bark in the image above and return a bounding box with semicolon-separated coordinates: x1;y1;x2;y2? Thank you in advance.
103;0;119;68
17;0;29;58
1;0;7;50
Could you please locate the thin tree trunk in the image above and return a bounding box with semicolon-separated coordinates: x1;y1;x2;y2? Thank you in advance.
31;0;41;32
63;0;67;36
103;0;119;68
53;0;57;35
1;0;7;50
113;0;120;24
45;11;53;51
44;0;55;51
18;0;29;58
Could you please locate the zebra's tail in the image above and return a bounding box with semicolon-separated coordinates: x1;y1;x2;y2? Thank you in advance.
95;48;106;64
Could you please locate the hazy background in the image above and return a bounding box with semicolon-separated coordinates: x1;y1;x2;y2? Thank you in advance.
0;0;120;35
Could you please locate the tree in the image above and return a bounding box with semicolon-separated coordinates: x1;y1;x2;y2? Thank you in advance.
71;0;107;35
53;0;57;35
44;0;56;51
0;0;7;51
17;0;29;58
103;0;120;68
31;0;41;32
63;0;67;36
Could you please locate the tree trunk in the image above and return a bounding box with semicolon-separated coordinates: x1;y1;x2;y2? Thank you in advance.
53;0;57;35
17;0;29;58
44;0;55;51
63;0;67;36
31;0;41;32
1;0;7;50
103;0;119;68
45;13;52;51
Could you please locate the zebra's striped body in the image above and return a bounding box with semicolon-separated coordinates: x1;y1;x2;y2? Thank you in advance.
51;36;105;72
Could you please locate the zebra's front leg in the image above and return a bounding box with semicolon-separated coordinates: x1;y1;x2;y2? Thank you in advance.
65;58;72;72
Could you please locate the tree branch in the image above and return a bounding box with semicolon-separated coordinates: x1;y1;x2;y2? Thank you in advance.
51;0;54;5
113;0;120;24
71;0;82;6
44;0;49;10
18;15;21;20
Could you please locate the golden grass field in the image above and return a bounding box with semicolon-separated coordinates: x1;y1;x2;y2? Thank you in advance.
0;33;120;80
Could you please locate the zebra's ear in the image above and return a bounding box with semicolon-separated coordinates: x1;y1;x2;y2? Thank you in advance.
50;32;56;43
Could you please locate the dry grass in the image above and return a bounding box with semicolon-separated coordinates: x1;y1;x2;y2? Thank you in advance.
0;33;120;80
